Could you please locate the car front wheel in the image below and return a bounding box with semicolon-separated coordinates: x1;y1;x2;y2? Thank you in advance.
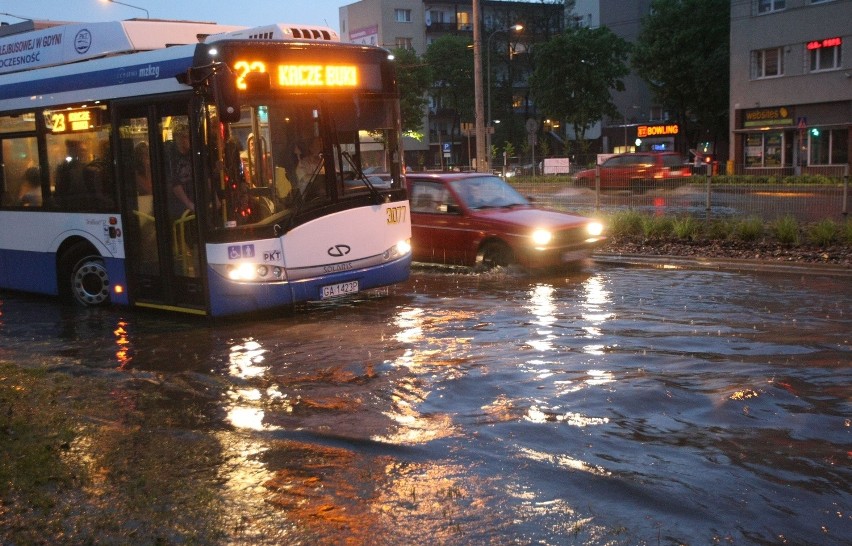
477;241;514;269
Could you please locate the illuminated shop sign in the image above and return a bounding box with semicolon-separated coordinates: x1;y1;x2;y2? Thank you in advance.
743;107;793;127
806;37;842;50
637;124;679;137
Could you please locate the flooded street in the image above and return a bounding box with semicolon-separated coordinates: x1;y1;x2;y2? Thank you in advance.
1;261;850;545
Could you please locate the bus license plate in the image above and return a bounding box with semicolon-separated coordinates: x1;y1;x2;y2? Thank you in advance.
321;280;359;299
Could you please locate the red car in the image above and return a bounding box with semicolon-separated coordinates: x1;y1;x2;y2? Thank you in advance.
574;152;689;191
407;173;605;269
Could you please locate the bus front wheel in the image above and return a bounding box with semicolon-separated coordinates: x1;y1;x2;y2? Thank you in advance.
59;242;111;307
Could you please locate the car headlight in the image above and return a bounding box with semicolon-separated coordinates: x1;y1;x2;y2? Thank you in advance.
531;229;553;246
586;221;604;237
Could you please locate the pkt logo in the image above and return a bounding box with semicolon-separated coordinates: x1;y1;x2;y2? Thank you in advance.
327;244;351;257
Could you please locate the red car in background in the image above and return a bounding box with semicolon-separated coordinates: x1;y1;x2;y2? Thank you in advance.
407;173;605;269
573;152;690;192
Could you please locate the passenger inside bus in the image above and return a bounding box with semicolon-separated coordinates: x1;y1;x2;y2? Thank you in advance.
294;136;325;198
18;166;42;207
165;121;195;218
54;139;89;210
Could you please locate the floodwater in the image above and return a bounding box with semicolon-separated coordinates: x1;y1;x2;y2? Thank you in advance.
1;261;850;545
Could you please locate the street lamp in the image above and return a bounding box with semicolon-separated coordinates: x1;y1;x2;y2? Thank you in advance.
102;0;149;18
486;24;522;170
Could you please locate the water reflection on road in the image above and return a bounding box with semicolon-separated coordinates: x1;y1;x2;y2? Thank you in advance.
1;261;850;544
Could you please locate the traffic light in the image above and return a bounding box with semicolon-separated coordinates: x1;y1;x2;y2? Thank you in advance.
810;127;820;137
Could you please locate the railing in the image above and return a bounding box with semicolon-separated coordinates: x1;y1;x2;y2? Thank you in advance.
509;164;850;224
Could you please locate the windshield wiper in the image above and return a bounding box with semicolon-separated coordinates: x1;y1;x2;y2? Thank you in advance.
341;150;384;204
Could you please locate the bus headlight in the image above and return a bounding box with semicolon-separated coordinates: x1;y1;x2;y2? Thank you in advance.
586;221;604;237
228;263;257;281
384;239;411;260
531;229;552;246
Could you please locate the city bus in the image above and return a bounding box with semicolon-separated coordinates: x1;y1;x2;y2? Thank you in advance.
0;19;411;317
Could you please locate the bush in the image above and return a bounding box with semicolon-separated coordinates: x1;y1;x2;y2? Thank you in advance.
608;210;645;237
672;216;701;241
642;215;674;239
733;216;764;242
706;218;735;240
772;215;800;246
807;219;838;246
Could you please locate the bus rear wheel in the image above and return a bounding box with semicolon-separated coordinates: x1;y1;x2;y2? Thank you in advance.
60;242;111;307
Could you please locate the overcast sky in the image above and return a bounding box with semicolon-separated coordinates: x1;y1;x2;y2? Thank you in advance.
1;0;353;32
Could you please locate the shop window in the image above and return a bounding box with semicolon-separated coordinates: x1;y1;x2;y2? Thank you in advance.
752;47;784;78
809;128;848;165
745;132;784;167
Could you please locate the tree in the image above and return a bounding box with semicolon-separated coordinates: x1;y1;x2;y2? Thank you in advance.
529;27;630;152
425;35;475;161
632;0;730;152
390;47;432;136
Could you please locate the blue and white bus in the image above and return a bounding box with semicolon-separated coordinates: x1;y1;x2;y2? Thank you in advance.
0;19;411;317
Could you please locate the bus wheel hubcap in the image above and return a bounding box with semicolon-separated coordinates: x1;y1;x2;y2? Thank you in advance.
73;261;110;305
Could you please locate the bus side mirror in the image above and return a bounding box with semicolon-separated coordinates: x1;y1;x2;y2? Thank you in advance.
213;65;241;123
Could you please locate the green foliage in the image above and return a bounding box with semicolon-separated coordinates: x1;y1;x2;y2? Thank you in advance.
772;215;800;246
632;0;730;146
672;216;701;241
529;26;630;151
845;219;852;244
425;35;475;122
705;218;734;240
733;216;764;242
642;215;674;239
391;47;432;134
807;219;838;246
608;210;645;237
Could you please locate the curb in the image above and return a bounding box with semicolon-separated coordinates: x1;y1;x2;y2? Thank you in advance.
592;252;852;277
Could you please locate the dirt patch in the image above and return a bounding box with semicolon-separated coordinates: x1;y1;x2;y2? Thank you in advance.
599;237;852;268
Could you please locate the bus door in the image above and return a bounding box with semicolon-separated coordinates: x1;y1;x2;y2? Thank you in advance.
117;103;204;311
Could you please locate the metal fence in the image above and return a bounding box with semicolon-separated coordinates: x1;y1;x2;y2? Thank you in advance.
511;166;850;224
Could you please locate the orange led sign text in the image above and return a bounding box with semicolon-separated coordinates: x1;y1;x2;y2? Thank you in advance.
807;37;842;50
637;124;679;138
233;60;359;90
48;109;97;133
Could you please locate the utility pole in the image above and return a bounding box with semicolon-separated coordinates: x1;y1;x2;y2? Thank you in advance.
472;0;487;172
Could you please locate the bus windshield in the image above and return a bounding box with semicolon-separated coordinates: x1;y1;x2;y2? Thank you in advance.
209;94;401;232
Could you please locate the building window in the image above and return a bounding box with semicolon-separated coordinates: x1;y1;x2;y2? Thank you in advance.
808;41;842;71
395;9;412;23
456;11;471;31
395;37;413;49
809;128;848;165
755;0;785;14
745;132;784;167
752;48;784;78
649;106;670;122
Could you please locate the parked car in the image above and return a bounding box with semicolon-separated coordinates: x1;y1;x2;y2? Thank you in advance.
573;152;690;192
407;173;606;269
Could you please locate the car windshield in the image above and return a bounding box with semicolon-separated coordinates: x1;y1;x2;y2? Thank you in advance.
449;176;528;210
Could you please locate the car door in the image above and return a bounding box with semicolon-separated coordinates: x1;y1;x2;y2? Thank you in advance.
409;180;476;265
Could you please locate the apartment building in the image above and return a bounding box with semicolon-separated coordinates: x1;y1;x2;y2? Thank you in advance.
730;0;850;173
340;0;563;168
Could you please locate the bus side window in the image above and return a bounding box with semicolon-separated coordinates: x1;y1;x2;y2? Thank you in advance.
1;137;40;208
